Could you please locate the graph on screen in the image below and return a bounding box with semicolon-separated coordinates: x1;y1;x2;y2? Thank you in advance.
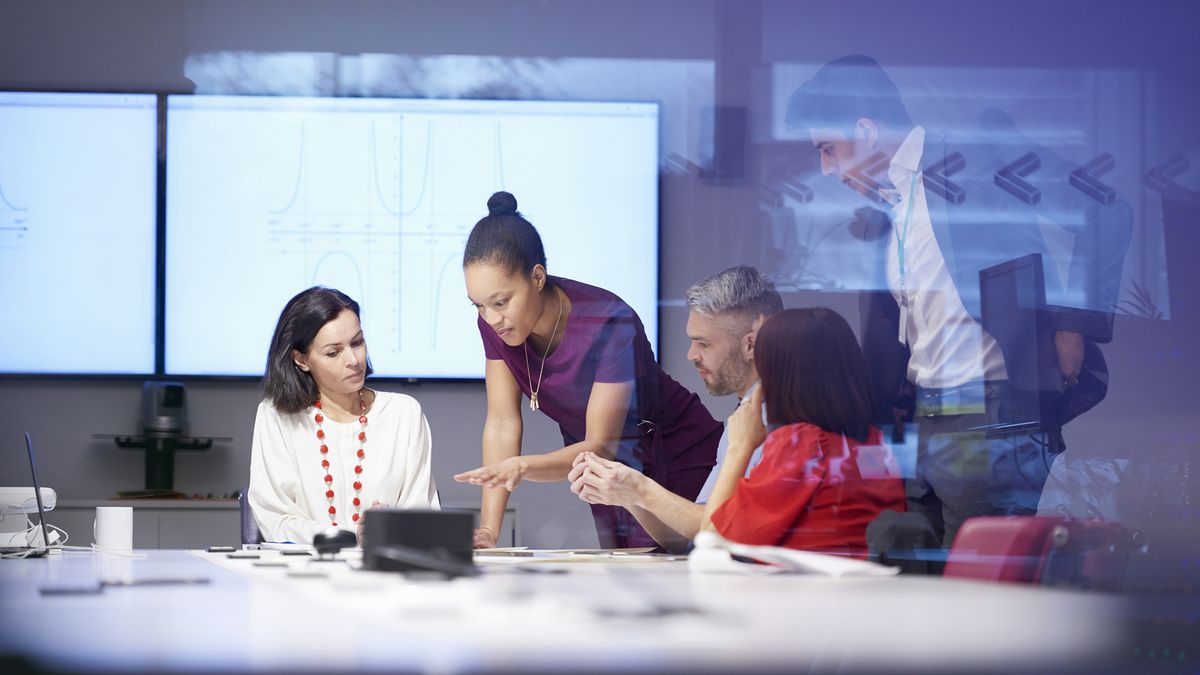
166;96;659;377
0;174;29;249
0;92;158;374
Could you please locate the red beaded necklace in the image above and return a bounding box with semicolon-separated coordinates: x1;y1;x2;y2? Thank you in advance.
313;391;368;527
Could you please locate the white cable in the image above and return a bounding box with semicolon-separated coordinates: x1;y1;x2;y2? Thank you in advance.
50;523;145;558
2;511;147;559
0;514;39;559
87;544;146;559
48;522;68;547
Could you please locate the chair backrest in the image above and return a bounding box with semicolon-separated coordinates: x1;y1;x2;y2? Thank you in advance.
239;487;263;545
866;509;946;575
945;515;1132;590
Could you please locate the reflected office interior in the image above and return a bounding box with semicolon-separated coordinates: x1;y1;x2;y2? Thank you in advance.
0;5;1197;668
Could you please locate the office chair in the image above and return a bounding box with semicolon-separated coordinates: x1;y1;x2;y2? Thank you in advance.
866;509;947;575
944;515;1134;590
238;486;263;545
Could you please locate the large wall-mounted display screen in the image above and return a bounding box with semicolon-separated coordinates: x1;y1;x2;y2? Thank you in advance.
165;95;659;378
0;92;158;375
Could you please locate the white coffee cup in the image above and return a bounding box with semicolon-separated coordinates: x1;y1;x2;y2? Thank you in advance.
93;506;133;551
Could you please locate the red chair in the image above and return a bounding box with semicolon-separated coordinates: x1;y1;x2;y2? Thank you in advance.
945;516;1133;590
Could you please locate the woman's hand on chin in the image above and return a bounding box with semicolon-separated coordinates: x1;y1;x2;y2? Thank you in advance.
726;385;767;453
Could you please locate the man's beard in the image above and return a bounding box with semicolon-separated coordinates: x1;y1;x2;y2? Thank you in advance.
705;354;754;397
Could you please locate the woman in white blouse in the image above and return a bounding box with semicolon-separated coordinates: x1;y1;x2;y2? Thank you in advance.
249;287;439;543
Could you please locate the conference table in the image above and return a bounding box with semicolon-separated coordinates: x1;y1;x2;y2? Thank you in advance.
0;547;1132;673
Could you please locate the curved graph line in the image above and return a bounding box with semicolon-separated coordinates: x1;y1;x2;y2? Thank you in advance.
0;179;28;211
310;251;367;307
373;118;433;217
430;251;465;348
269;121;307;216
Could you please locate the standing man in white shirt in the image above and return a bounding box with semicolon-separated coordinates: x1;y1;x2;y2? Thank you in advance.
568;266;783;552
784;55;1119;546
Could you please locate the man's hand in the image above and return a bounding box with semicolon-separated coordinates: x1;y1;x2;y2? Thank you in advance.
567;451;590;487
570;452;645;507
453;456;526;492
1055;330;1084;386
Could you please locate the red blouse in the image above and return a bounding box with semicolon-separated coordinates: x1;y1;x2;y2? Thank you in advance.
710;422;905;553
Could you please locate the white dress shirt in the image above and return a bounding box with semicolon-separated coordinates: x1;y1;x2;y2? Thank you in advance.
249;390;439;543
695;380;764;504
886;126;1006;388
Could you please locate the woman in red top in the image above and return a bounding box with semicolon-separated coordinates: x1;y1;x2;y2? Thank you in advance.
703;307;905;553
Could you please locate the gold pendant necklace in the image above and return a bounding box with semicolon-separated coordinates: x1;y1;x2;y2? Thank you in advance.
524;286;563;412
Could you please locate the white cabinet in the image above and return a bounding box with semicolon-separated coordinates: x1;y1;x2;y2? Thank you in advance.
51;500;516;548
52;500;241;549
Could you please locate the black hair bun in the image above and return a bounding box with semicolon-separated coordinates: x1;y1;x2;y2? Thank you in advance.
487;191;519;217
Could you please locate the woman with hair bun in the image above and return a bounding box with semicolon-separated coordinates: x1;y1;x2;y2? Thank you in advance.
455;192;721;549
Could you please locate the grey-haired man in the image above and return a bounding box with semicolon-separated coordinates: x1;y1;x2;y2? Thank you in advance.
568;265;783;552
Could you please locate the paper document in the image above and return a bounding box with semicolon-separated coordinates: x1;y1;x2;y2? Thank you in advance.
473;547;530;556
261;542;316;553
688;532;899;577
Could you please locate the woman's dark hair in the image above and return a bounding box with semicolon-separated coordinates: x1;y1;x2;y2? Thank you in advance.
462;191;547;276
262;287;372;414
754;308;874;441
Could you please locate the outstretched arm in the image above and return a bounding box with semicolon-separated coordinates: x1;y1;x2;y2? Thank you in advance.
456;379;636;487
453;359;523;548
570;452;700;553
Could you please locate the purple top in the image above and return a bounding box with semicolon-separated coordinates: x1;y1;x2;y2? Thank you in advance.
479;276;719;480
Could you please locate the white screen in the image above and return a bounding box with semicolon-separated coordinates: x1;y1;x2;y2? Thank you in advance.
166;96;659;378
0;92;158;374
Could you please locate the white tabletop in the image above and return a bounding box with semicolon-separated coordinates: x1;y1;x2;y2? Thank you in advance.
0;549;1132;672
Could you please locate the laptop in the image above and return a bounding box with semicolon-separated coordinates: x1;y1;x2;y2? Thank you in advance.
978;253;1059;435
0;433;53;557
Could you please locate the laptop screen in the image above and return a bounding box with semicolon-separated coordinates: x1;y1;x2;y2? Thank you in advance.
24;432;52;552
978;253;1058;434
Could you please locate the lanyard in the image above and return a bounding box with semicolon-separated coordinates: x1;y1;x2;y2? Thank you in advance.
893;171;920;284
893;171;920;346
